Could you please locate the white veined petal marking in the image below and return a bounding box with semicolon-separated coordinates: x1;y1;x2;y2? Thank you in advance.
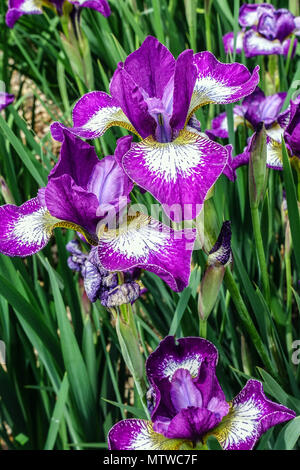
212;397;264;449
81;106;136;136
135;131;224;183
159;354;203;380
12;207;55;247
21;0;43;12
101;215;171;262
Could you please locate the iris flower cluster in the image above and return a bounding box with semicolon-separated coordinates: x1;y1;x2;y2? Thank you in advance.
223;3;300;57
5;0;111;28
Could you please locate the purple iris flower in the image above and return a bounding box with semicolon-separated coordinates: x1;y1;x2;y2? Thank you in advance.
284;98;300;159
6;0;110;28
51;36;259;222
207;87;289;179
223;4;300;58
0;131;196;292
0;91;14;111
108;336;296;450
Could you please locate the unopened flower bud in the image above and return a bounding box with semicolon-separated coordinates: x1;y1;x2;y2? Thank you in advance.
249;123;267;208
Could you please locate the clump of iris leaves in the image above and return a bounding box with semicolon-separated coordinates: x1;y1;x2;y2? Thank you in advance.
0;0;299;450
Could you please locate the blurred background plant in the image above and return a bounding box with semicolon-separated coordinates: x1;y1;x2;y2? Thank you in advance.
0;0;299;450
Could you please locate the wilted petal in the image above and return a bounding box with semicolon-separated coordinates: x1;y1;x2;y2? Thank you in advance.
68;0;110;16
0;92;14;111
223;31;244;54
146;336;218;385
211;380;296;450
121;130;229;222
108;419;189;450
190;52;259;114
82;260;103;302
239;4;275;27
51;92;135;142
244;30;284;57
97;213;196;292
6;0;42;28
0;197;58;257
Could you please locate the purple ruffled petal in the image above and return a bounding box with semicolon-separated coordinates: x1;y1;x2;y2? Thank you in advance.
110;65;157;139
108;419;188;450
170;49;197;132
6;0;42;28
146;336;218;386
122;36;175;101
165;407;220;441
45;175;100;235
51;92;134;142
121;130;229;222
0;197;57;257
245;91;286;128
212;379;296;450
0;92;14;111
239;3;275;28
68;0;111;16
284;100;300;158
190;52;260;113
97;213;196;292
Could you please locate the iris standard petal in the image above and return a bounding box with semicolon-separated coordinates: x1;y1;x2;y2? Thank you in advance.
239;3;275;28
108;419;190;450
97;213;196;292
45;174;100;235
6;0;42;28
122;36;175;100
51;92;135;142
121;129;229;222
189;52;259;115
110;65;157;139
0;197;58;257
146;336;218;385
211;379;296;450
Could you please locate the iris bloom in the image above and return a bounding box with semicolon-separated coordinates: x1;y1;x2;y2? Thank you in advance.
51;36;259;222
0;131;196;292
6;0;110;28
223;4;300;58
108;336;296;450
0;91;14;111
207;87;288;178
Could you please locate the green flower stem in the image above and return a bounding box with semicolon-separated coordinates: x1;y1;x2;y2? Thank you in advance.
251;205;271;306
224;268;276;377
117;303;150;419
199;319;207;339
285;236;293;355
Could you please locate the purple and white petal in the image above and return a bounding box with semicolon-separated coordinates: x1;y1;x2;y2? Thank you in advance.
208;221;232;267
212;380;296;450
223;31;244;54
146;336;218;385
244;30;284;57
108;419;189;450
0;197;58;257
0;92;14;111
50;92;135;142
239;4;275;28
68;0;111;16
207;106;245;140
6;0;42;28
294;17;300;36
97;213;196;292
189;52;259;114
121;130;229;222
